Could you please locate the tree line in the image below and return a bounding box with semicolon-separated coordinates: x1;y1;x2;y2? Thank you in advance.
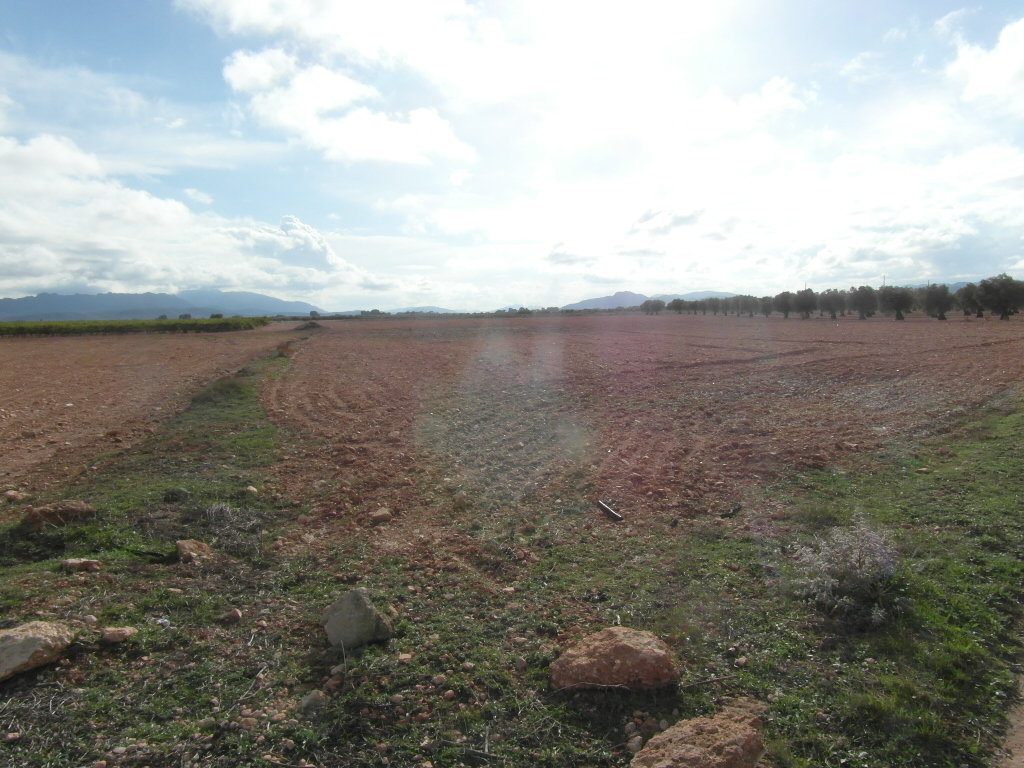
639;273;1024;320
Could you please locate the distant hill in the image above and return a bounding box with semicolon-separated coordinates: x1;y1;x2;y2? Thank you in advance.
0;290;325;321
561;291;650;310
389;306;461;314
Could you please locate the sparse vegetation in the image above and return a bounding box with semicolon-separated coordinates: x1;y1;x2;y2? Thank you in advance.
1;317;1024;768
0;317;271;336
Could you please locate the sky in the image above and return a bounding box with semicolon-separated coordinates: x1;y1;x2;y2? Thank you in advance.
2;1;1024;311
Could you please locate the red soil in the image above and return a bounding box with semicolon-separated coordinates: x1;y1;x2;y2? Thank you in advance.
259;313;1024;550
0;324;300;494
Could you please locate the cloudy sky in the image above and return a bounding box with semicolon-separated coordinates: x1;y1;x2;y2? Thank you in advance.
2;1;1024;310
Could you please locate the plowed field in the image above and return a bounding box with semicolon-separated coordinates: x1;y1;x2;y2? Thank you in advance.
260;313;1024;549
0;324;300;492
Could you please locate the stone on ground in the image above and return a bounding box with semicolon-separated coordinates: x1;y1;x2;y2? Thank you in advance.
321;588;393;650
176;539;213;563
62;558;102;572
369;508;393;524
550;626;680;690
101;627;138;643
21;501;96;532
0;621;75;682
630;698;766;768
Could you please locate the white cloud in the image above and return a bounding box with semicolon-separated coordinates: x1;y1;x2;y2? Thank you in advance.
223;53;474;164
183;188;213;204
223;48;298;92
0;134;402;301
948;18;1024;115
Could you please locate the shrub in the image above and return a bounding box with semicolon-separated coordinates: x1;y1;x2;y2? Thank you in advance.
791;515;898;625
191;375;251;404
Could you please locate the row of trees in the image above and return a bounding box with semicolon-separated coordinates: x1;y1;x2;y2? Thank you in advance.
640;274;1024;320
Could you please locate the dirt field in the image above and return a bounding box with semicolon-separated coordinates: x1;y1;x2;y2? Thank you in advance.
260;313;1024;541
0;323;301;492
3;312;1024;767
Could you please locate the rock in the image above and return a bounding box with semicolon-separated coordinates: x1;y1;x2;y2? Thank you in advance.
300;689;330;713
100;627;138;643
245;486;258;494
4;490;29;503
163;488;191;503
370;508;394;524
629;698;765;768
0;621;75;682
21;501;96;532
176;539;213;563
320;588;394;650
219;608;243;624
62;559;102;573
627;735;645;753
550;627;680;690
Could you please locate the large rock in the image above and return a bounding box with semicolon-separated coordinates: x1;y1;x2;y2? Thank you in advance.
550;627;680;690
630;698;766;768
176;539;213;563
321;588;393;650
0;622;75;682
21;501;96;532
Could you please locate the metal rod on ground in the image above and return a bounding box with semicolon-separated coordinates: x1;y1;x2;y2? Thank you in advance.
597;500;623;520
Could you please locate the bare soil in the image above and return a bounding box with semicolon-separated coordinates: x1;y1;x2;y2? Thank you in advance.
260;313;1024;552
0;323;302;495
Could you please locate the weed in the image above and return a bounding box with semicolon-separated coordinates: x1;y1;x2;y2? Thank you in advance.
191;374;252;404
790;514;898;625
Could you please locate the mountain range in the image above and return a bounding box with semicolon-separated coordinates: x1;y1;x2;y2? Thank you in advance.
0;290;324;321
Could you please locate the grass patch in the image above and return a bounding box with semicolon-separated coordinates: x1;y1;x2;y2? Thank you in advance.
2;370;1024;767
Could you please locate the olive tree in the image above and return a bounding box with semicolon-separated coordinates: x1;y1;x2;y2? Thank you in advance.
793;288;817;319
848;285;878;319
817;288;846;320
955;283;983;317
978;273;1024;320
667;298;685;314
877;286;914;320
773;291;794;319
923;284;955;320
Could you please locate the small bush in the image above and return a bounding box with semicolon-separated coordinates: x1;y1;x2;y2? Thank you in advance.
791;515;898;625
192;376;251;404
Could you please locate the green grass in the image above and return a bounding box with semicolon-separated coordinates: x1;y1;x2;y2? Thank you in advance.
1;367;1024;767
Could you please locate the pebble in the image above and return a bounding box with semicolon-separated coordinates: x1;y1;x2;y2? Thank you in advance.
626;735;644;753
734;656;748;668
515;657;527;672
398;653;413;663
431;675;446;685
624;722;637;734
370;508;394;524
442;690;456;700
299;690;330;712
83;615;98;625
245;486;258;493
101;627;138;643
461;662;475;671
219;608;244;623
4;733;19;743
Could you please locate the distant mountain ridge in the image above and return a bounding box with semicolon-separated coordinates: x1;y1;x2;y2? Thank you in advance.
561;290;735;310
0;290;324;321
